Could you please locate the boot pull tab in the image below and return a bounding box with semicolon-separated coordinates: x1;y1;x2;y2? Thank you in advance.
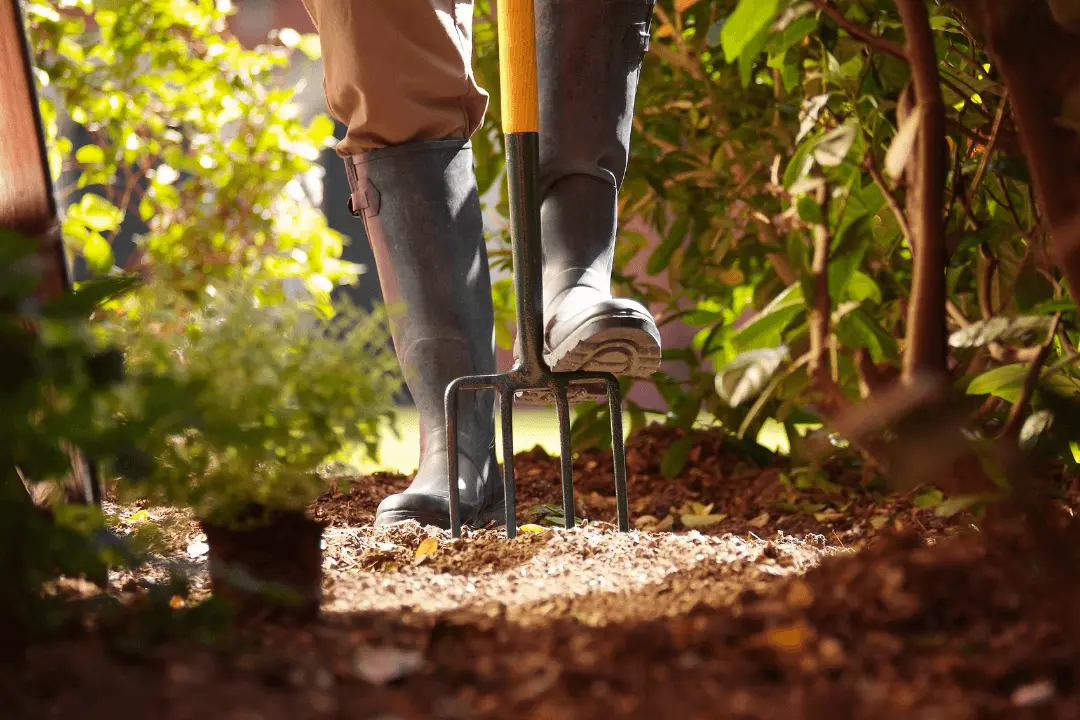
622;0;656;67
344;156;382;218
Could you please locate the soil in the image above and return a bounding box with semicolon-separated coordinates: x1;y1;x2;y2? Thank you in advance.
4;424;1080;719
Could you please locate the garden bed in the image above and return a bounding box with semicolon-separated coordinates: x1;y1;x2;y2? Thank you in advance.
4;425;1080;719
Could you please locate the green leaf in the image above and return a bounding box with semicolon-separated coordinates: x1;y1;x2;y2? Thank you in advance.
660;436;694;478
827;215;870;301
914;487;944;508
812;124;856;167
41;275;139;319
738;25;771;87
715;346;790;408
83;233;114;272
733;284;805;351
1033;298;1077;315
74;193;122;232
965;364;1028;399
75;144;105;164
947;316;1055;349
965;363;1079;403
720;0;780;63
834;306;898;362
796;196;823;224
846;271;882;304
647;214;689;276
935;493;999;518
773;12;817;53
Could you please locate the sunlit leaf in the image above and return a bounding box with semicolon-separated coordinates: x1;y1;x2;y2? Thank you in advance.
720;0;780;63
715;346;790;408
812;124;857;167
885;107;922;180
947;316;1055;348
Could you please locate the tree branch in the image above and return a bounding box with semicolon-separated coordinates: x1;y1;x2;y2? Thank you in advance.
968;1;1080;307
865;152;913;244
998;313;1061;440
966;94;1009;216
812;0;908;61
896;0;950;381
809;185;832;381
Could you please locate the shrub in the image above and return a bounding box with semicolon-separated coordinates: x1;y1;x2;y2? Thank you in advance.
100;278;401;526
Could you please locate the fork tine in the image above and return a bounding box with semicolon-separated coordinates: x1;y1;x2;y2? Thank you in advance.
445;379;463;539
500;388;517;539
554;384;575;530
606;377;630;532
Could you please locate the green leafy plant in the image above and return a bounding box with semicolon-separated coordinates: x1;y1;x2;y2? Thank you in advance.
0;228;148;645
25;0;357;313
467;0;1080;487
100;278;401;526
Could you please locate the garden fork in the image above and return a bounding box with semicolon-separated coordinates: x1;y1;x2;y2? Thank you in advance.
445;0;629;540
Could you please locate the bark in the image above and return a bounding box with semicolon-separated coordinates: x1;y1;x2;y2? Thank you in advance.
950;0;1080;303
895;0;950;380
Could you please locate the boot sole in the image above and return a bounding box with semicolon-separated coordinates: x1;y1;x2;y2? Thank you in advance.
515;314;661;405
374;499;508;531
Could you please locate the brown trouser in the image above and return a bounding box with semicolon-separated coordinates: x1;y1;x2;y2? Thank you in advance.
300;0;490;156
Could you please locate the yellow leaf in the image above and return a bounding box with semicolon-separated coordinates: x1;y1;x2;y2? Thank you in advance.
680;513;728;529
640;515;675;532
675;0;700;11
414;537;438;563
766;623;808;651
655;23;674;38
520;524;547;534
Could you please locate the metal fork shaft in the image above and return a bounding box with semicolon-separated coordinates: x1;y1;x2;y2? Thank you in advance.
500;389;517;538
555;385;575;529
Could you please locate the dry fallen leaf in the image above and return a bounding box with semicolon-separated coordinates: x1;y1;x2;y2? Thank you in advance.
748;512;771;528
680;513;728;529
639;515;675;532
414;537;438;565
1012;679;1055;708
634;515;660;529
766;623;809;651
813;510;844;523
352;646;424;685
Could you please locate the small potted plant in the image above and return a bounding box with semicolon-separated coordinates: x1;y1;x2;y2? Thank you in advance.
104;278;399;621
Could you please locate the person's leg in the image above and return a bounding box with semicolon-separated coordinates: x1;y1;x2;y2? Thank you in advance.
534;0;661;379
303;0;502;528
302;0;488;154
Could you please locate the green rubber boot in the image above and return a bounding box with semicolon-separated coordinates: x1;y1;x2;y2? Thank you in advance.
345;140;504;529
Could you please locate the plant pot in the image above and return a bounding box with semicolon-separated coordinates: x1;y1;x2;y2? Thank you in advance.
200;506;326;624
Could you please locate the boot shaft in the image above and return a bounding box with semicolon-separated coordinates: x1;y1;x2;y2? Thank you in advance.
345;140;496;453
535;0;657;307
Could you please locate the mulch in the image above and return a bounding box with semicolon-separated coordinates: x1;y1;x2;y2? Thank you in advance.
5;423;1080;719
